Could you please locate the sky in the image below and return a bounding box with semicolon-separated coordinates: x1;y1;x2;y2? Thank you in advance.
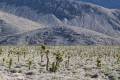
80;0;120;9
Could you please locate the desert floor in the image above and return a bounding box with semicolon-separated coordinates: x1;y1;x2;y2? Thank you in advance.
0;46;119;80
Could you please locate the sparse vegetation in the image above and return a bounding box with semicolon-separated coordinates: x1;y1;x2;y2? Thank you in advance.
0;46;119;80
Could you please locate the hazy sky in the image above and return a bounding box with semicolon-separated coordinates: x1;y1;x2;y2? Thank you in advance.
80;0;120;9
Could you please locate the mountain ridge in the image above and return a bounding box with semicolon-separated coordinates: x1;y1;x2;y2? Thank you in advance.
0;0;120;45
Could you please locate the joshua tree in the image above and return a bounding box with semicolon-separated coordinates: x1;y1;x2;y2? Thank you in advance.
45;50;50;71
3;58;5;63
8;58;13;70
49;52;63;72
16;52;20;62
21;48;27;59
49;62;57;72
8;50;13;57
0;48;3;56
67;55;70;68
116;54;120;63
96;57;101;68
28;59;32;70
41;45;46;51
40;45;46;63
2;57;5;65
56;52;63;67
23;51;26;59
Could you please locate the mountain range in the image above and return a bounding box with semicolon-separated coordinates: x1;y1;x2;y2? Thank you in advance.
0;0;120;45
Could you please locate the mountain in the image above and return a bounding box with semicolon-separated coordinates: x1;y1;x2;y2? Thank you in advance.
0;0;120;45
0;10;45;35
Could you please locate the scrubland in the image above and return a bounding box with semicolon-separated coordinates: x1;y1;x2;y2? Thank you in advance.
0;46;120;80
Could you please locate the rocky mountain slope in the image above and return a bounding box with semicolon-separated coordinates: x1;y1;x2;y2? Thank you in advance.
0;0;120;45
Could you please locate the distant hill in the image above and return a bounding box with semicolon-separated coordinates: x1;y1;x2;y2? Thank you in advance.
0;0;120;45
